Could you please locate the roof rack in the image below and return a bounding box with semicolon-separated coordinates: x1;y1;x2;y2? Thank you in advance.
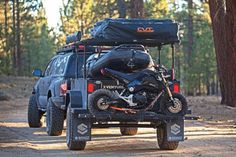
56;43;76;54
76;38;179;47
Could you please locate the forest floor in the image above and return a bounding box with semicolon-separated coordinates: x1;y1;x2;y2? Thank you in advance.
0;76;236;157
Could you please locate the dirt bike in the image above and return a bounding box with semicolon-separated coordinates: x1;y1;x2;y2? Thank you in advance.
88;64;188;117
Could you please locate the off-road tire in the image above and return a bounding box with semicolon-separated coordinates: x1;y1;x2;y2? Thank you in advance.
28;95;43;128
157;125;179;150
46;98;64;136
88;89;116;116
120;122;138;136
66;104;86;150
160;93;188;116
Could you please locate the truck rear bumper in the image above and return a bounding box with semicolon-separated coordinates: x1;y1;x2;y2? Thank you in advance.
72;108;198;123
69;108;195;142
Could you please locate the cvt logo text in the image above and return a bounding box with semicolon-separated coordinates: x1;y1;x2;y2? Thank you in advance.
137;27;154;33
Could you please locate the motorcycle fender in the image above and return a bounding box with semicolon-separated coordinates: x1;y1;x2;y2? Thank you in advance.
166;119;184;141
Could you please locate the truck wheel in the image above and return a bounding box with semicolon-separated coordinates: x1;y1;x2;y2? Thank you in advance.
66;105;86;150
28;95;43;128
156;125;179;150
46;98;64;136
88;89;116;116
160;93;188;116
120;122;138;136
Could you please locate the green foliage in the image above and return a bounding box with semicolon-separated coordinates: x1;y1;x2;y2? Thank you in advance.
0;0;56;75
145;1;216;95
20;3;56;75
0;1;11;75
22;24;56;75
59;0;120;44
173;1;216;95
0;0;217;95
144;0;170;18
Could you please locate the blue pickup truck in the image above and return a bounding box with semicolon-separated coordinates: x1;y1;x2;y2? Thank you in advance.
28;45;92;136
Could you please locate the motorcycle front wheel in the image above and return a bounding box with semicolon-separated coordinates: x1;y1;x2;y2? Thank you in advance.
160;93;188;116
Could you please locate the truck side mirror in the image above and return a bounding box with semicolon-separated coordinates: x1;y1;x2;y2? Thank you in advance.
32;69;43;77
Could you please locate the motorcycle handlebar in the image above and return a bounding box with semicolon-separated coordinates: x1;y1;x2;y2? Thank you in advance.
153;64;172;80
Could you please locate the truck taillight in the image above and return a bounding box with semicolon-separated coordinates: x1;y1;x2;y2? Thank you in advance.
60;83;68;95
78;45;85;50
87;83;94;93
173;83;180;93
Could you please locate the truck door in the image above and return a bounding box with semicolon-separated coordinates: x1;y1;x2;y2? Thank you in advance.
38;57;58;109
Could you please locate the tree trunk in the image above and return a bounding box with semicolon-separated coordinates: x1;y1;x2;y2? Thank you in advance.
117;0;126;18
4;0;8;46
4;0;10;74
206;77;210;95
12;0;16;75
186;0;194;95
209;0;236;107
130;0;144;18
216;74;219;95
187;0;193;60
198;75;201;95
4;0;8;54
224;0;236;106
16;0;21;75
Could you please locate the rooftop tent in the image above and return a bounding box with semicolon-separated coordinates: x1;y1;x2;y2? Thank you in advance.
90;18;180;45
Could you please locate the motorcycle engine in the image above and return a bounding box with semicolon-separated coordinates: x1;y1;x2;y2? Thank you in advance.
133;92;147;105
117;91;148;108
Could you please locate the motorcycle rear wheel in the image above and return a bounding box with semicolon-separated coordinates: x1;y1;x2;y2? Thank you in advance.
88;89;117;116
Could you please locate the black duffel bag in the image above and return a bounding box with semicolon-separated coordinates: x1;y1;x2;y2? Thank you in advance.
91;18;179;44
88;45;154;77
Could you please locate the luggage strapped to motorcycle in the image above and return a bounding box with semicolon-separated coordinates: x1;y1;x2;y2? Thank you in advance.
74;37;177;81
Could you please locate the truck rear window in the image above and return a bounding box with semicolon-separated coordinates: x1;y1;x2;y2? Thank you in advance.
66;53;91;78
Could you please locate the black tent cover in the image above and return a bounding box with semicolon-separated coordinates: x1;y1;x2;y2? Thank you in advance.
90;18;180;45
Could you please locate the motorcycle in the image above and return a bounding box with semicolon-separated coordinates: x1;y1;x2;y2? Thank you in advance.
88;63;188;117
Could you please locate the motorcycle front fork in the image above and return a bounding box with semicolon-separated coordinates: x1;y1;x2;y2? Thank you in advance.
161;73;174;102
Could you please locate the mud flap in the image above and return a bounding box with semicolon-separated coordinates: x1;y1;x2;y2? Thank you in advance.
71;109;91;141
166;118;184;141
69;91;83;108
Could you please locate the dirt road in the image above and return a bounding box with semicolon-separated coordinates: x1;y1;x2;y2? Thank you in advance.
0;76;236;157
